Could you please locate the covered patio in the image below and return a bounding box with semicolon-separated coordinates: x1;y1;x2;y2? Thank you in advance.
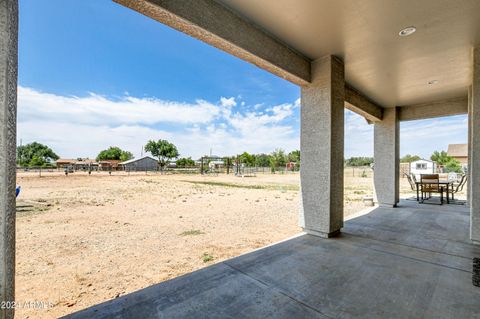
64;201;480;318
1;0;480;318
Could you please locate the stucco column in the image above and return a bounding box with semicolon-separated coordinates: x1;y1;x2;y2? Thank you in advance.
300;56;344;238
373;107;399;207
0;1;18;318
471;48;480;244
468;86;472;207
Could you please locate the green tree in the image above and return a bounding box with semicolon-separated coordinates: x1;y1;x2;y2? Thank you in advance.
270;148;287;172
238;152;255;166
288;150;300;163
444;159;463;173
96;146;133;162
430;150;452;165
30;156;46;167
430;150;463;173
254;153;271;167
16;142;59;167
345;157;374;167
176;157;196;167
145;139;179;170
400;154;421;163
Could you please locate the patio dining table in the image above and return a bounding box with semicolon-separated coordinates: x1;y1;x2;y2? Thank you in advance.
415;180;454;204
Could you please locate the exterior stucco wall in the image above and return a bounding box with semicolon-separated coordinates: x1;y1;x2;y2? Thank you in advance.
468;86;472;207
471;48;480;244
0;1;18;318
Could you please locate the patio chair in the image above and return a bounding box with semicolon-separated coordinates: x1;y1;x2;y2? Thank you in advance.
403;173;419;201
420;174;444;204
448;172;459;182
405;173;416;191
450;174;468;201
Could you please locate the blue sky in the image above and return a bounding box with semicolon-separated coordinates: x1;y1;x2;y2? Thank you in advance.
17;0;467;160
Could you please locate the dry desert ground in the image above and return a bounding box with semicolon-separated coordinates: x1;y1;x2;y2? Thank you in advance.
15;170;416;318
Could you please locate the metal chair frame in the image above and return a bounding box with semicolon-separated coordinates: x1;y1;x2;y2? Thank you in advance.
451;174;468;201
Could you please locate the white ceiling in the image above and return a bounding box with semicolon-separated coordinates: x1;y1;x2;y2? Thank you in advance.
218;0;480;107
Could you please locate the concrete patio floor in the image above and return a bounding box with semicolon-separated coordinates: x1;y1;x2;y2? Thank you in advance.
64;200;480;319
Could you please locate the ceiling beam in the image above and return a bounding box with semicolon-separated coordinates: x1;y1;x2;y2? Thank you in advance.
344;84;383;122
398;96;468;122
113;0;311;86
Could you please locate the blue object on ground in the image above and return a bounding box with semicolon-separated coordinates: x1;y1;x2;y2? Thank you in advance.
15;186;20;198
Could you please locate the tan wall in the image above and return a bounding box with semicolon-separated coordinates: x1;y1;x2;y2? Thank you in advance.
453;156;468;165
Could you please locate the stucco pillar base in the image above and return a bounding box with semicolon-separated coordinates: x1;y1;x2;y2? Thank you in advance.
304;229;341;238
378;203;397;208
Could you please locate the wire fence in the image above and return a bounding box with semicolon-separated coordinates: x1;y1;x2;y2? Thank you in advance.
17;166;377;178
16;165;300;177
344;166;373;178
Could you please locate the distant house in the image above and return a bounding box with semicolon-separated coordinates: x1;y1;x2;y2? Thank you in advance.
447;144;468;165
98;160;122;171
55;159;76;168
73;159;98;170
410;159;437;178
56;158;98;170
119;156;158;171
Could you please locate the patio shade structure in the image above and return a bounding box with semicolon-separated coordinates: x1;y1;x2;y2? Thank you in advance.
108;0;478;236
1;0;480;318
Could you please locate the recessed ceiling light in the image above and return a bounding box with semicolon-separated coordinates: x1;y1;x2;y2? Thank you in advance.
399;26;416;37
428;80;438;85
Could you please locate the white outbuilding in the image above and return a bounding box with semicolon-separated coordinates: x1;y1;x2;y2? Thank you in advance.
410;159;437;179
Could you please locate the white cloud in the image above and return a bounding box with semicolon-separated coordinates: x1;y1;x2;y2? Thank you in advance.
18;86;220;126
220;96;236;107
18;86;465;160
294;98;300;108
17;87;300;159
253;103;263;110
343;110;468;159
18;120;173;159
344;110;373;157
400;115;467;158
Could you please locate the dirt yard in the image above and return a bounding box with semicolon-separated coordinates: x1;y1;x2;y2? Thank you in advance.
14;170;413;318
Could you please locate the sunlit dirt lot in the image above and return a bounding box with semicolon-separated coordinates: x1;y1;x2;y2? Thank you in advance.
14;170;430;318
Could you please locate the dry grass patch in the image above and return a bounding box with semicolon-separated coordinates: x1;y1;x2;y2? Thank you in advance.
179;230;205;236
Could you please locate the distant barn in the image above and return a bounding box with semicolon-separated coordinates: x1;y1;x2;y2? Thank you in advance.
120;156;158;171
447;143;468;166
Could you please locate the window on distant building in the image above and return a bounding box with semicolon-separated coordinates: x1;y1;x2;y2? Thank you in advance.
416;163;427;170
